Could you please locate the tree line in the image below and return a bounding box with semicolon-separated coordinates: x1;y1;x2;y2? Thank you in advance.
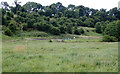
1;0;120;41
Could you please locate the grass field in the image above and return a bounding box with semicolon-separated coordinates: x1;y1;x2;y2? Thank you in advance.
2;36;118;72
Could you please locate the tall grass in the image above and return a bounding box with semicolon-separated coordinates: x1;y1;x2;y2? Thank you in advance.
2;39;118;72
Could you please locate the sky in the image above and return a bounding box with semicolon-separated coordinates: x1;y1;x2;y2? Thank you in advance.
1;0;120;10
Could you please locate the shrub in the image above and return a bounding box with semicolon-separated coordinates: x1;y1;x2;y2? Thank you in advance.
102;35;118;42
4;27;13;36
51;27;60;35
80;28;84;34
104;21;118;37
22;23;28;30
74;28;84;35
74;29;81;35
92;29;95;32
86;30;89;32
95;22;102;33
49;39;53;42
59;25;67;34
8;21;17;33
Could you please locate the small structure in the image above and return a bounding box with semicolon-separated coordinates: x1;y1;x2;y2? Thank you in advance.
73;37;76;39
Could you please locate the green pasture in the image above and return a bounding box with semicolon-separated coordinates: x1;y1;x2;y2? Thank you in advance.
2;37;118;72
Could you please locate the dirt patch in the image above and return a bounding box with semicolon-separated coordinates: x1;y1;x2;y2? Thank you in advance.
80;36;102;39
26;38;48;40
51;39;63;42
26;38;63;42
4;40;17;43
13;45;27;52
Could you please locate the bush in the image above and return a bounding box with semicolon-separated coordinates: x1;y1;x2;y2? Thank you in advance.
86;29;89;32
66;24;73;34
80;28;84;34
74;28;85;35
92;29;95;32
22;23;28;30
95;22;102;33
8;21;17;33
51;27;60;35
59;25;67;34
102;35;118;42
74;29;81;35
104;21;118;37
49;39;53;42
4;27;13;36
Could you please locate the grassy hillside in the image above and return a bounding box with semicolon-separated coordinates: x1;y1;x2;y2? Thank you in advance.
78;26;102;36
2;26;102;41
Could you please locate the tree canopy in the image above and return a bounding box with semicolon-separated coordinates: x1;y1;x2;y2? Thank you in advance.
1;0;120;41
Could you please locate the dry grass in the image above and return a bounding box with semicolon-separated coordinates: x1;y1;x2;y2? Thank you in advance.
13;45;27;52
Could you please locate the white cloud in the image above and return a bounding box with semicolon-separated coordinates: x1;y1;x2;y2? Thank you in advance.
1;0;120;10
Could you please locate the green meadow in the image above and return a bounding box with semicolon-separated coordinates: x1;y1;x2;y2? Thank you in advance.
2;33;118;72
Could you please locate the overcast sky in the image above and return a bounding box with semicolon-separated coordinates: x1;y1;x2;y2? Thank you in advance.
1;0;120;10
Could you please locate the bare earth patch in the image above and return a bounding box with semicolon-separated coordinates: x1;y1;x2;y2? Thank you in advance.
13;45;27;52
26;38;48;40
80;36;102;39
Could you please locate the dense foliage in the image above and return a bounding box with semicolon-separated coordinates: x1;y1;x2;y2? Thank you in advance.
1;0;120;41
